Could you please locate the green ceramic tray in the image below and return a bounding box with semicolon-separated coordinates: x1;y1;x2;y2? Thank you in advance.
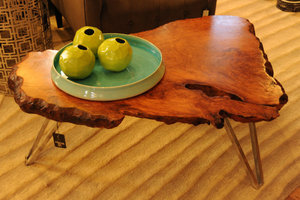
51;33;165;101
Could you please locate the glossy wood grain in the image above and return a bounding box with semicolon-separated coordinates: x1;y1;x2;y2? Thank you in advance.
286;187;300;200
8;16;287;129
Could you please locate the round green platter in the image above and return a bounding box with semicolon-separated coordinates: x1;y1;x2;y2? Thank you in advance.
51;33;165;101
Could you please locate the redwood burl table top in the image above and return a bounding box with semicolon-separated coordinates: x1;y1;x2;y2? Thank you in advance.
8;16;288;129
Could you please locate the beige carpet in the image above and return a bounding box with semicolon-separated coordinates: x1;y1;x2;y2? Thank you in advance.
0;0;299;199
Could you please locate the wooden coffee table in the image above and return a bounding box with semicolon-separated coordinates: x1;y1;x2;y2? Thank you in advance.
8;16;287;189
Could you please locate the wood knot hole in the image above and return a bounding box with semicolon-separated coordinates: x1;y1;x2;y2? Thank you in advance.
185;83;243;101
279;93;288;104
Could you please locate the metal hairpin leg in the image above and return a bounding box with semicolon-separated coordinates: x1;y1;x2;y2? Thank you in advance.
224;118;264;189
25;118;58;165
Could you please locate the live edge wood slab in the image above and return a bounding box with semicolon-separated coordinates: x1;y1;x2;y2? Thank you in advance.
8;16;287;129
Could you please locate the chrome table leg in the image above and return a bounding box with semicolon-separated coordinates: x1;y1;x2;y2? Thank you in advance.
25;118;58;165
249;122;264;186
224;118;263;189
